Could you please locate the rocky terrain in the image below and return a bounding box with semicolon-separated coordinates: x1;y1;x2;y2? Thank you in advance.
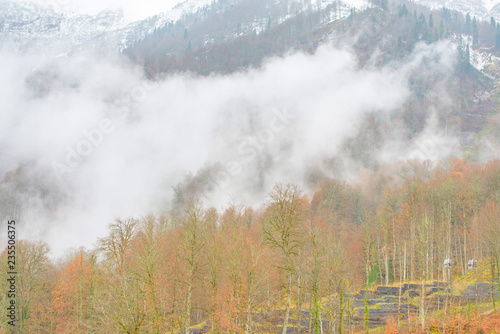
189;281;500;333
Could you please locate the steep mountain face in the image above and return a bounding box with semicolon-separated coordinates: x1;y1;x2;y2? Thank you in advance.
409;0;500;21
124;0;366;75
0;0;497;58
0;0;224;53
1;0;499;167
0;1;127;53
0;0;363;53
0;0;365;54
2;0;498;134
1;0;499;259
426;0;500;23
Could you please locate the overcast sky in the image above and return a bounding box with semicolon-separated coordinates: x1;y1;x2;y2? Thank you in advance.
9;0;184;20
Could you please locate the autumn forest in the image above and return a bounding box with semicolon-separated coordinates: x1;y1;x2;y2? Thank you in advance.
2;158;500;333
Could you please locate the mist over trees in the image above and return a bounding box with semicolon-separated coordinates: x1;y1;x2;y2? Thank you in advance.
2;158;500;333
1;0;500;332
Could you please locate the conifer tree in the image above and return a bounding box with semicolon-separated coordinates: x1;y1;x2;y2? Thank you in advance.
398;4;408;17
381;0;387;11
465;13;471;34
472;17;479;48
496;23;500;50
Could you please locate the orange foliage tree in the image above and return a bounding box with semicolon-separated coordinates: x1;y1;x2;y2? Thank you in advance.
52;252;94;334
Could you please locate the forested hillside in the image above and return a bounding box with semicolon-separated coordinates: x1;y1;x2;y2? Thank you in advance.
125;0;500;167
1;0;500;332
2;158;499;333
124;0;500;76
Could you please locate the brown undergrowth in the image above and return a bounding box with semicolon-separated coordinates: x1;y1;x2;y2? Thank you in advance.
384;310;500;333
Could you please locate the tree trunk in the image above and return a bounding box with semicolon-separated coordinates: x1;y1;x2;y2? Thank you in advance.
245;289;252;334
404;243;407;283
398;258;403;332
385;254;389;285
338;292;344;334
393;216;397;283
420;277;425;331
184;270;194;334
282;274;292;334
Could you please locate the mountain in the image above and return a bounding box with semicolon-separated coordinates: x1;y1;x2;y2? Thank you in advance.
0;0;366;54
2;0;498;138
410;0;500;21
1;0;498;58
0;1;127;53
0;0;223;53
1;0;500;267
1;0;499;170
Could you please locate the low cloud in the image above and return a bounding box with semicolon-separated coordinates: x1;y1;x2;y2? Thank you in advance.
0;40;462;255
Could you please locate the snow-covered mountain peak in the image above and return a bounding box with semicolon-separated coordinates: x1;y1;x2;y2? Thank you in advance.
0;0;221;54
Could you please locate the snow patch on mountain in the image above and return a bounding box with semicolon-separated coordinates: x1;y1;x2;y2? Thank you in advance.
0;0;219;53
469;46;500;72
455;33;500;81
483;0;498;12
147;0;217;31
411;0;500;21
